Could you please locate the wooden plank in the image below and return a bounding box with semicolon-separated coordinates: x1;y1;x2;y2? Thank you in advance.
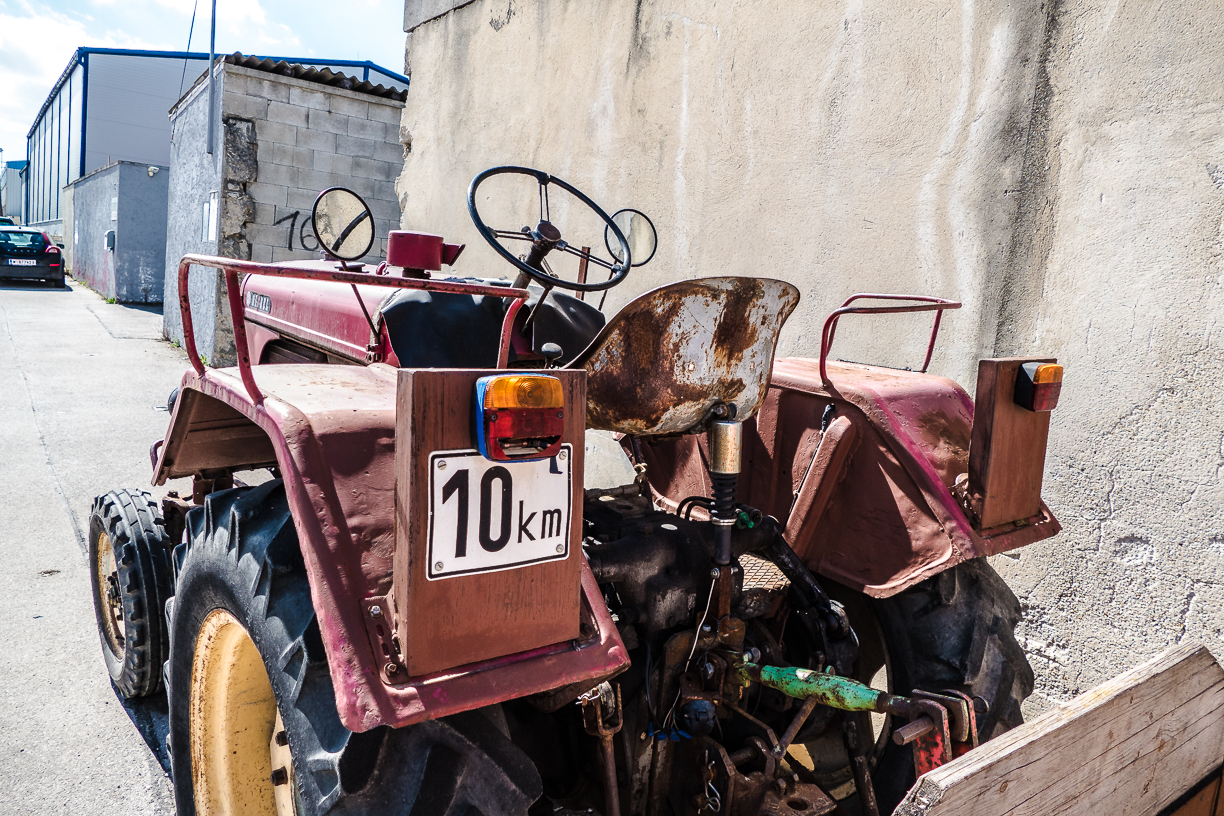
393;369;584;677
967;357;1054;528
895;643;1224;816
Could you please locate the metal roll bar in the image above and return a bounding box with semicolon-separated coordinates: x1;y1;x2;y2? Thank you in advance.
176;254;531;405
819;293;962;385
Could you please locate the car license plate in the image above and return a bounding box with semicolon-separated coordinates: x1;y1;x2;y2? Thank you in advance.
427;446;572;580
7;259;36;266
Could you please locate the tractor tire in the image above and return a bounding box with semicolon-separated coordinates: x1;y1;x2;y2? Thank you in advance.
165;480;542;816
808;559;1033;815
89;489;173;698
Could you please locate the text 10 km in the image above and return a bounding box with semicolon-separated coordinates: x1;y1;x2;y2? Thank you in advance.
427;448;572;580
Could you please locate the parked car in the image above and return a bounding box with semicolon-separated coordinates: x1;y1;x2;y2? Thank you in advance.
0;227;64;286
0;216;17;226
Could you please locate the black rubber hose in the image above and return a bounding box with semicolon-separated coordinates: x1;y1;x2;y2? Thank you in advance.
759;525;835;616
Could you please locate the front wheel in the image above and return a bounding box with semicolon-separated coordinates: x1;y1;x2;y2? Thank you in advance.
166;481;543;816
89;489;172;698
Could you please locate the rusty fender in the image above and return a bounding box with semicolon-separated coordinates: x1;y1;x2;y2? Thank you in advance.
153;363;627;732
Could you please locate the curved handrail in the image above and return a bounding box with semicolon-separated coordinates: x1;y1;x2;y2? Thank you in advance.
819;293;962;384
177;254;530;405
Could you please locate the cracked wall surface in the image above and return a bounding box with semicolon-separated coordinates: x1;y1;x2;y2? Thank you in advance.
399;0;1224;715
988;0;1224;713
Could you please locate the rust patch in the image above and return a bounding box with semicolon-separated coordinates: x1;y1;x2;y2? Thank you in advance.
710;276;765;368
910;406;972;486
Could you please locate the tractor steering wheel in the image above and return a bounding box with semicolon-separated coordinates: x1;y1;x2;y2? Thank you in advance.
467;166;632;293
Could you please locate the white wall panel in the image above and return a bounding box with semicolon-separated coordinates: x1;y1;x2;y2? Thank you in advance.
84;54;209;174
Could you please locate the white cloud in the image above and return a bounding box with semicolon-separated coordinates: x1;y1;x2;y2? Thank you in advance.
0;0;165;164
0;0;402;171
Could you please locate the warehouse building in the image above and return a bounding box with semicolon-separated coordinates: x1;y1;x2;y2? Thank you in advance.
1;160;26;223
23;48;212;239
24;47;406;303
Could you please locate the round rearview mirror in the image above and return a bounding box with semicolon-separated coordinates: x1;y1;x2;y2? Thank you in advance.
604;208;658;268
312;187;375;261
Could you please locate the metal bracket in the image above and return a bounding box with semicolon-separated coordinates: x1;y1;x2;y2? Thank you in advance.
361;595;404;683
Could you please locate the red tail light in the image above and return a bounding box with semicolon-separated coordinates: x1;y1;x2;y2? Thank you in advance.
44;237;62;267
1014;363;1062;412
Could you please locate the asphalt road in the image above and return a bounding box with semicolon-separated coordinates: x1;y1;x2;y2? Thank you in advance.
0;278;186;814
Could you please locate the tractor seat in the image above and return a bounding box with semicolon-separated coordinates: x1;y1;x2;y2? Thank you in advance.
568;277;800;436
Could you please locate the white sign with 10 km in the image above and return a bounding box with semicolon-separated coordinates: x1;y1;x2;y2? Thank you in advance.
427;446;572;580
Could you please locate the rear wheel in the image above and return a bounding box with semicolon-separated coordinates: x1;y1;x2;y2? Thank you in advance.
89;489;172;698
166;481;543;816
799;559;1033;814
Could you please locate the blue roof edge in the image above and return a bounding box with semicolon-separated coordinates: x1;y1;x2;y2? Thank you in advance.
27;48;407;140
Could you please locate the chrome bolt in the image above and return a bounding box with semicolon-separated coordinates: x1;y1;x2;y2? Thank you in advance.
558;449;568;460
437;460;447;470
435;561;444;571
369;605;382;618
556;544;565;554
710;568;720;579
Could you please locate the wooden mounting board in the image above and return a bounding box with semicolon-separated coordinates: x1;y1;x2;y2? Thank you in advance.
967;357;1055;529
894;643;1224;816
393;369;584;677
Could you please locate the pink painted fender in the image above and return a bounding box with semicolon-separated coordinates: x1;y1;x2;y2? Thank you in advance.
154;362;627;732
637;359;1060;598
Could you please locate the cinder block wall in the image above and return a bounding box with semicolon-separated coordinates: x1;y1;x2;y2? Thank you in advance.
164;63;404;363
223;65;403;267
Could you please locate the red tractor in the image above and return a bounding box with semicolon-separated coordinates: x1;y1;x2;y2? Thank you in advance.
89;167;1063;816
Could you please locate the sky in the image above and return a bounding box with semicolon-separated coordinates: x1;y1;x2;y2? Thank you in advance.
0;0;407;168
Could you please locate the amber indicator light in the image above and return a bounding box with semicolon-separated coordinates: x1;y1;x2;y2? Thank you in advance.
1014;362;1062;412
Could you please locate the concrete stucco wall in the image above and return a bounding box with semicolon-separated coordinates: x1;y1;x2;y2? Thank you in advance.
115;163;169;303
985;1;1224;711
69;164;119;299
164;67;224;359
399;0;1224;714
71;162;170;303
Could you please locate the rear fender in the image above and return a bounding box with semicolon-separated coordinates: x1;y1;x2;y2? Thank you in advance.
154;363;626;731
637;358;1059;597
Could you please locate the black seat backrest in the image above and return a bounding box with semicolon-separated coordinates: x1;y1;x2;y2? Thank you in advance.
380;284;605;368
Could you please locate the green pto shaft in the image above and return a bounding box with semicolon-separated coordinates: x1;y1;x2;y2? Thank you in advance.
734;662;896;713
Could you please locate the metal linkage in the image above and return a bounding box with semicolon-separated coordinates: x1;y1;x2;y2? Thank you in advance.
708;419;742;568
733;660;979;776
579;683;624;816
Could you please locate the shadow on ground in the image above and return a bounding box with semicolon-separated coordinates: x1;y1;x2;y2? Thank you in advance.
118;687;171;773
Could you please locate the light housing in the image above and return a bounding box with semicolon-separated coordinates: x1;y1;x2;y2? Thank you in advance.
1014;362;1062;412
475;374;565;461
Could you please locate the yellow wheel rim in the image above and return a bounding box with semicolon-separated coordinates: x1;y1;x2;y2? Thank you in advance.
94;530;124;655
190;608;298;816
